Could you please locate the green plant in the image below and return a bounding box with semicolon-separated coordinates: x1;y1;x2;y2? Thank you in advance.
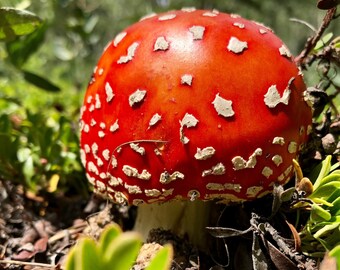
65;223;173;270
0;7;42;42
0;7;86;194
0;7;61;92
0;100;87;194
294;156;340;267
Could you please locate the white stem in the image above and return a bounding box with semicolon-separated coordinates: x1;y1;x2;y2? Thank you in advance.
133;200;213;249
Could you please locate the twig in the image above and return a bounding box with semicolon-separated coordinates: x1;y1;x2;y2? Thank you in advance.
48;221;87;244
290;18;317;32
0;259;61;269
295;7;337;66
263;223;305;265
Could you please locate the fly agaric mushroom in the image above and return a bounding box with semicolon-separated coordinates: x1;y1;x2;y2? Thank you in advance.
79;9;312;247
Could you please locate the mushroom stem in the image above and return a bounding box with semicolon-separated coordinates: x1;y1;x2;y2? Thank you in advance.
133;200;214;249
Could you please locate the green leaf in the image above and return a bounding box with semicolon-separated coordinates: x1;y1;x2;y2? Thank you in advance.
312;197;333;207
64;246;76;270
103;232;142;270
0;94;22;105
329;216;340;223
6;22;47;67
0;7;42;42
330;196;340;215
308;221;334;233
77;238;100;270
334;41;340;48
17;148;35;186
313;222;340;239
312;155;332;190
145;244;173;270
310;172;340;192
329;245;340;269
330;169;340;175
314;32;333;51
23;70;61;92
98;223;122;254
330;162;340;172
326;190;340;206
310;182;340;201
311;203;332;222
314;236;332;252
0;134;21;181
280;187;296;202
0;133;17;160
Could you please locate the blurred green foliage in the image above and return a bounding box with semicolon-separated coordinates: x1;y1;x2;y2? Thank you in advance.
0;0;338;195
65;223;173;270
0;7;42;41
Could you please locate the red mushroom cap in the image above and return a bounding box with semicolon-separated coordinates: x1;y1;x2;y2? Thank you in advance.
80;9;312;205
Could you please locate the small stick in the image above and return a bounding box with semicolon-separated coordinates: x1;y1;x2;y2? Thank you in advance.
295;7;337;66
0;259;61;269
48;221;87;244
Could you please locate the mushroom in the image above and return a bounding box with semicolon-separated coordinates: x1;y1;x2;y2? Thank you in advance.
79;9;312;247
